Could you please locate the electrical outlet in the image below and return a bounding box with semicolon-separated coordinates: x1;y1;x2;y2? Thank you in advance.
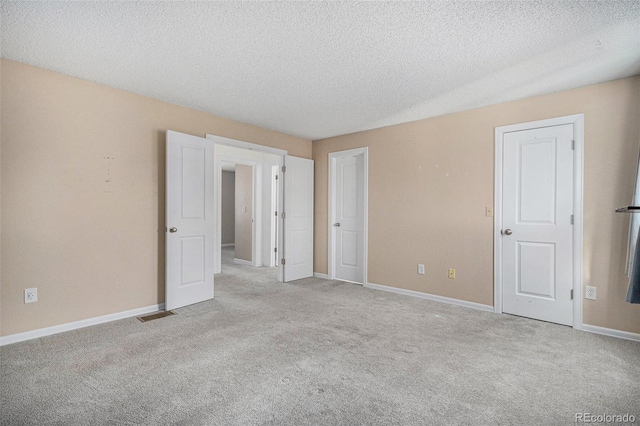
417;264;425;275
24;288;38;304
585;286;597;300
448;268;456;279
485;206;493;217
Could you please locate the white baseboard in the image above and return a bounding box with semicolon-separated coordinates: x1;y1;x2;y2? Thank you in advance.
0;303;165;347
582;324;640;342
221;243;235;247
365;282;494;312
313;272;330;279
234;258;253;266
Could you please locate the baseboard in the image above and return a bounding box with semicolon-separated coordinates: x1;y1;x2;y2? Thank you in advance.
0;303;165;347
313;272;330;279
234;258;253;266
582;324;640;342
221;243;235;247
365;282;494;312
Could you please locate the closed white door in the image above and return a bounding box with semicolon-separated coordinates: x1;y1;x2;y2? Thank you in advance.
333;153;365;283
501;124;574;325
283;155;314;282
166;131;215;310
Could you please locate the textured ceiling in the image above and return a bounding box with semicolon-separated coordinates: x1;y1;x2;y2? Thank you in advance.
2;1;640;140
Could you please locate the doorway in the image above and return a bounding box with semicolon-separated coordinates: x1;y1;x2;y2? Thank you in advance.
494;114;584;328
216;150;278;275
207;133;314;283
328;147;368;285
166;130;315;311
219;161;260;267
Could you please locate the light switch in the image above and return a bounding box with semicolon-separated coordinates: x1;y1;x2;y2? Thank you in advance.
418;264;425;275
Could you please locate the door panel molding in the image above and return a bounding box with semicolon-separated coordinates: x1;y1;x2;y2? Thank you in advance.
328;147;369;285
494;114;584;330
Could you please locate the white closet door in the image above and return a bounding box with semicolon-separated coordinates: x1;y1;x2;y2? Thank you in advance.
334;153;365;283
501;124;574;325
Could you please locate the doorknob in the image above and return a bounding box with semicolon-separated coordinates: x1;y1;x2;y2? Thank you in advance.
169;227;178;233
502;229;512;235
333;223;341;227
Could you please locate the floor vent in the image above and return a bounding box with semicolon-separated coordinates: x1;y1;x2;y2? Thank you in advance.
137;311;176;322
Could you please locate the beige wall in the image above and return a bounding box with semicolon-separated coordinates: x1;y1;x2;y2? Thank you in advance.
0;59;311;336
221;171;235;245
313;76;640;334
234;165;253;262
3;57;639;337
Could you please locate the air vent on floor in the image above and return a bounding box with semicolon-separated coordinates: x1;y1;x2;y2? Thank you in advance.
137;311;176;322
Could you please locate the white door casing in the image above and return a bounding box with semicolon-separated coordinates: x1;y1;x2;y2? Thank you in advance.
331;150;366;284
207;134;286;281
166;130;215;310
495;114;584;329
283;155;314;282
271;165;279;267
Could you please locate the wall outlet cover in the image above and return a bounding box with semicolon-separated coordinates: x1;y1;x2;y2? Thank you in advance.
585;285;597;300
448;268;456;279
417;264;425;275
25;288;38;304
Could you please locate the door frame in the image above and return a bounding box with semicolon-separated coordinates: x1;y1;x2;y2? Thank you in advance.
270;165;279;267
206;134;286;283
328;147;369;285
493;114;584;330
218;156;259;267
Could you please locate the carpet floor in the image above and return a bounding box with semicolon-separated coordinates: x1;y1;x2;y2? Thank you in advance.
1;247;639;425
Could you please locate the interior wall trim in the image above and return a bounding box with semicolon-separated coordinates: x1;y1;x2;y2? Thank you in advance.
0;303;165;347
582;324;640;342
365;282;494;312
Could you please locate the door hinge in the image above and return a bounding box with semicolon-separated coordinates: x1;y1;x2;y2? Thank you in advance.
571;214;574;225
281;258;286;265
275;211;278;216
571;140;575;150
282;166;286;173
275;174;278;180
274;247;277;253
570;289;574;300
282;212;286;219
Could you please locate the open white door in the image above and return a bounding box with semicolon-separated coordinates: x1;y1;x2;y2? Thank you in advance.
166;130;215;310
283;155;314;282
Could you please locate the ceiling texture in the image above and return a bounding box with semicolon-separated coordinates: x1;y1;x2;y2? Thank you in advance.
2;1;640;140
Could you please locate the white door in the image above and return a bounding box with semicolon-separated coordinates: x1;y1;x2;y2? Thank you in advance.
501;124;574;325
333;153;365;283
166;130;215;310
283;155;314;282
